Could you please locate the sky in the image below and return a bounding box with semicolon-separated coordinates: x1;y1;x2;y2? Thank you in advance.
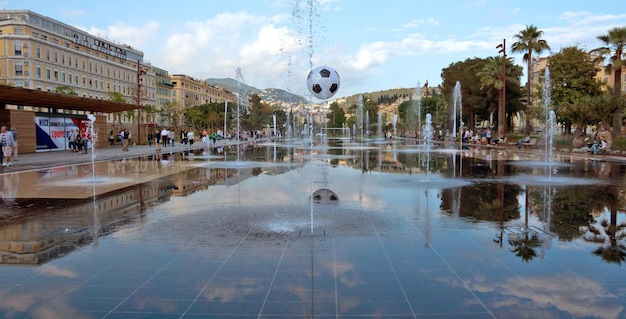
3;0;625;100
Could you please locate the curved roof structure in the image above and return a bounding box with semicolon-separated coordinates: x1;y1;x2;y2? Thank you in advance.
0;85;140;113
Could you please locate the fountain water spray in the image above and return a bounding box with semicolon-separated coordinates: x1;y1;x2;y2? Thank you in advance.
422;113;434;181
235;67;245;163
452;81;463;177
377;112;382;139
357;95;364;140
86;113;100;247
452;81;462;141
414;81;422;140
393;114;397;138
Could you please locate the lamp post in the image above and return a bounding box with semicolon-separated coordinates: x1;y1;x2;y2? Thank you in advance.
136;62;146;145
496;39;506;137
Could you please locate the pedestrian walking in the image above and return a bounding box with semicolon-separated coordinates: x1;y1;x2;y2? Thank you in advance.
1;125;16;166
10;127;17;161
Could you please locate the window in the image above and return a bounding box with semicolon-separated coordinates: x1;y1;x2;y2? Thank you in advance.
68;55;72;66
61;71;65;82
82;60;85;70
54;51;57;63
68;72;72;84
46;49;50;60
14;43;22;56
15;63;23;76
82;76;86;86
15;28;23;35
46;67;50;79
36;65;41;78
36;46;41;58
61;54;65;65
54;69;58;81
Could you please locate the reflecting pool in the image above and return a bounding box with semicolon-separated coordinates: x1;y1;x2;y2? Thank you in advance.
1;140;626;318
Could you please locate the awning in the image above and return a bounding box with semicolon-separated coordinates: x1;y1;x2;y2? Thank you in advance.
0;85;141;113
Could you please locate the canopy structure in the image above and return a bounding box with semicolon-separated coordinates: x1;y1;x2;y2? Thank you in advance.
0;85;140;113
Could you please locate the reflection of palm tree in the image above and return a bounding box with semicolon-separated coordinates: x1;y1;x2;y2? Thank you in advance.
584;183;626;264
508;232;542;262
585;209;626;265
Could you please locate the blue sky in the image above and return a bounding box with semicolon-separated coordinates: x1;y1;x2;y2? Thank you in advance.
3;0;624;100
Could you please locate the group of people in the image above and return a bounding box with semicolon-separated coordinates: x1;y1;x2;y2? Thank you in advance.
68;128;89;154
0;126;17;167
589;134;608;154
462;128;494;145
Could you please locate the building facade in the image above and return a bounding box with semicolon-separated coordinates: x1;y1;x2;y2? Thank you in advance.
169;74;236;127
0;10;160;146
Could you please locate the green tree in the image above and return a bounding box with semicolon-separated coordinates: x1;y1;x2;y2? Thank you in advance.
511;24;551;135
442;57;522;135
548;46;604;134
107;92;126;128
142;104;158;126
54;85;78;96
248;93;272;130
326;101;346;129
591;26;626;138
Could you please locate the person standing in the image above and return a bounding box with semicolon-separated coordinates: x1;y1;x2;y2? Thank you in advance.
1;126;16;166
147;131;153;147
160;128;169;147
108;130;115;146
122;129;130;151
68;129;77;152
81;129;89;154
187;130;195;145
0;125;15;167
10;127;17;161
168;129;175;147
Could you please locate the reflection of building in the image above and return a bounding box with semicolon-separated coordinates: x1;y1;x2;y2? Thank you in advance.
172;167;234;196
0;180;173;265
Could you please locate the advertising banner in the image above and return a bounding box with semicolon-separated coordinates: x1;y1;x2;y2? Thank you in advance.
35;116;83;152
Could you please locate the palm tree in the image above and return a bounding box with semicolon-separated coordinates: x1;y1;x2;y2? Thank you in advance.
511;25;550;135
591;26;626;138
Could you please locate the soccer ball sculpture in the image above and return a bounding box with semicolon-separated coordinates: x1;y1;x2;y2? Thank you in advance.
307;65;340;100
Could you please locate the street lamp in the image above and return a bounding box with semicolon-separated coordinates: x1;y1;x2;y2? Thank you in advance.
496;39;506;137
137;62;146;145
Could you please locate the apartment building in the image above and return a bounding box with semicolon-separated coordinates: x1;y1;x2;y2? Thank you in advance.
152;66;173;127
170;74;236;127
0;10;156;108
0;10;158;149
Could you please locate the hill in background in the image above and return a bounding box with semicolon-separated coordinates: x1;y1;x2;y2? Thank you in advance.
207;78;439;114
206;78;306;104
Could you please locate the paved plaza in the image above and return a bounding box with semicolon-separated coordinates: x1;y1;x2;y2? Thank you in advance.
0;139;625;318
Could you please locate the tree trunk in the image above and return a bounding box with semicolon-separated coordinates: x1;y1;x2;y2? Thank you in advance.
524;55;532;136
612;68;623;138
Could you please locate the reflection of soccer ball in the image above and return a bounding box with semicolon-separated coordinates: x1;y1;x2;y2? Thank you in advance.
307;65;340;100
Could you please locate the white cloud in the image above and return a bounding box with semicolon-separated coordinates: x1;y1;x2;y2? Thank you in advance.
81;21;160;51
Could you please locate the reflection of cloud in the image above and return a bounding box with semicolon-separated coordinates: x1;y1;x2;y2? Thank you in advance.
39;265;78;278
465;274;624;318
323;258;362;288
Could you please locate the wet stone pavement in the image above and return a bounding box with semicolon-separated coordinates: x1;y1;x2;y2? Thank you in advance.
1;139;626;318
